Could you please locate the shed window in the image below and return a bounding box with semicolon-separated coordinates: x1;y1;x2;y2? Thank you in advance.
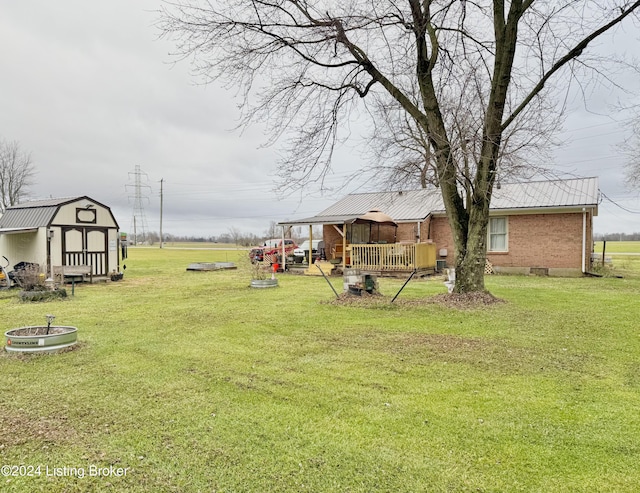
488;217;508;252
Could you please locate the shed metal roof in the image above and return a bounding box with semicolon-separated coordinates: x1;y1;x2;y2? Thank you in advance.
0;204;59;229
280;177;599;226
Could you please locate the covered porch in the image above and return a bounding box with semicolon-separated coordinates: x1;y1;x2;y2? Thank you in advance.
279;209;437;276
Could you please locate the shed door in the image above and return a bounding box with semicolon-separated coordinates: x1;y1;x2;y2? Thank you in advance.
62;227;109;276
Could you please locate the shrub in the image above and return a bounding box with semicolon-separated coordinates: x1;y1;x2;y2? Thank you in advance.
19;288;67;302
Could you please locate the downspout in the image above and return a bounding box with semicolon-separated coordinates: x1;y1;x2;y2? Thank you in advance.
308;225;313;264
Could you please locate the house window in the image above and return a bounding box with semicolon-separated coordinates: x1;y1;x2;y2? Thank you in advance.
488;217;508;252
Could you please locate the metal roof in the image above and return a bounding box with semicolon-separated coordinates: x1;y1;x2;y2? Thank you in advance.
490;177;599;210
0;204;59;229
280;177;599;225
8;197;84;208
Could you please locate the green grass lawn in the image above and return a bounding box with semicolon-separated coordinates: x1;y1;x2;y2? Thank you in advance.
593;240;640;254
593;241;640;276
1;249;640;492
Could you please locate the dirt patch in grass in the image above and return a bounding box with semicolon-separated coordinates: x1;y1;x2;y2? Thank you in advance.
327;291;505;310
315;331;593;376
0;411;77;447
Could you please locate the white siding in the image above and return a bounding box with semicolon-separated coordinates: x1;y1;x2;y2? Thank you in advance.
0;229;48;272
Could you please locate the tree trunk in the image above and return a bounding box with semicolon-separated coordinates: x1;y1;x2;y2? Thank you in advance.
452;198;490;293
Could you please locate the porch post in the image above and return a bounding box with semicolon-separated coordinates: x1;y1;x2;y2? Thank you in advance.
342;223;347;271
308;225;313;265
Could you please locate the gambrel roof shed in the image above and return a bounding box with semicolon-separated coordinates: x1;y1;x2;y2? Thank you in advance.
0;196;120;232
0;196;120;280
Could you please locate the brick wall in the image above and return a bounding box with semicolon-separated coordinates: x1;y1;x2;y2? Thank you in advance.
429;212;591;270
430;216;455;262
489;213;585;269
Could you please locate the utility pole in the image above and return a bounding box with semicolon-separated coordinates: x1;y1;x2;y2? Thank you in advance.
159;178;164;249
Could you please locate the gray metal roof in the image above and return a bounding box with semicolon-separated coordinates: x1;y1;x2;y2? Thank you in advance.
280;177;599;225
9;197;84;208
0;204;60;229
317;189;442;223
490;177;599;210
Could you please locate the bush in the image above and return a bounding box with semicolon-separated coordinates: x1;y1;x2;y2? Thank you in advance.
19;288;67;302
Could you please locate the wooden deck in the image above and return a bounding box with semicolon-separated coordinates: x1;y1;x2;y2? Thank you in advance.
346;243;436;274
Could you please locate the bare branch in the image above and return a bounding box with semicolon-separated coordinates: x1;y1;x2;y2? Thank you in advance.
0;137;36;212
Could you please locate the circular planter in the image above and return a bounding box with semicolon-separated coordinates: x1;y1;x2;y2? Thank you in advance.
5;326;78;354
250;278;278;289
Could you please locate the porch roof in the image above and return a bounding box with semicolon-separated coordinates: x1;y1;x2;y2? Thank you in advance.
0;227;39;234
280;214;362;226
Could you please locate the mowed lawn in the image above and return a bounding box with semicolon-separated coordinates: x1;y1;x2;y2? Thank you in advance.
1;247;640;492
593;241;640;277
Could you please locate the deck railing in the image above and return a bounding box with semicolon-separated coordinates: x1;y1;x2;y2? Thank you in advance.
348;243;436;271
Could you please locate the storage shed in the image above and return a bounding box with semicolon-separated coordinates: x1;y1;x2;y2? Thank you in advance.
0;196;120;280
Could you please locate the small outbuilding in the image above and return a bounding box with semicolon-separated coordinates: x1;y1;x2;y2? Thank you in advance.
0;196;120;280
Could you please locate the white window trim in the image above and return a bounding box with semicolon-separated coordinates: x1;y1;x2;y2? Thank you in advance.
488;216;508;252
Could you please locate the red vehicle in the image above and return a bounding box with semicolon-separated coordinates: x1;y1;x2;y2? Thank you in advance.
250;238;297;263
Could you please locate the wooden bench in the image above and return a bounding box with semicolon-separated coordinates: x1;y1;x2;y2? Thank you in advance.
53;265;93;284
331;242;350;265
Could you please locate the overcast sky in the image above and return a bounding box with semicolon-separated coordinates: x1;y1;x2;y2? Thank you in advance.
1;1;639;238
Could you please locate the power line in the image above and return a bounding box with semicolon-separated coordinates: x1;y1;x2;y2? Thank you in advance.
601;192;640;214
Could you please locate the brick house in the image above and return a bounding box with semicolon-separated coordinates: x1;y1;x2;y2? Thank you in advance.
281;177;599;276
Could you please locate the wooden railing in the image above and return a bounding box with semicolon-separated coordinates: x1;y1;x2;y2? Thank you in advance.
347;243;436;271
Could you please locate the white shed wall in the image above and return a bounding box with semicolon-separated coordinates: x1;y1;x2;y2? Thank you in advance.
0;229;48;272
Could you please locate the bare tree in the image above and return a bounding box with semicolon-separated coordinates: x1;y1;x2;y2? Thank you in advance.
158;1;640;293
623;114;640;189
363;78;561;191
228;226;242;247
0;137;35;213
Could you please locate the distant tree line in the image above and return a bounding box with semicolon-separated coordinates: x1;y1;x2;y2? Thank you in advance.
140;231;264;246
133;221;322;247
594;233;640;242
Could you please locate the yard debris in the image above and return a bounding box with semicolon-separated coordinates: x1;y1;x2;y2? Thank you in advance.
186;262;237;271
420;292;505;309
326;290;504;309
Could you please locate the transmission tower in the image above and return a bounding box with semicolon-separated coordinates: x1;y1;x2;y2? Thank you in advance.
125;165;152;245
